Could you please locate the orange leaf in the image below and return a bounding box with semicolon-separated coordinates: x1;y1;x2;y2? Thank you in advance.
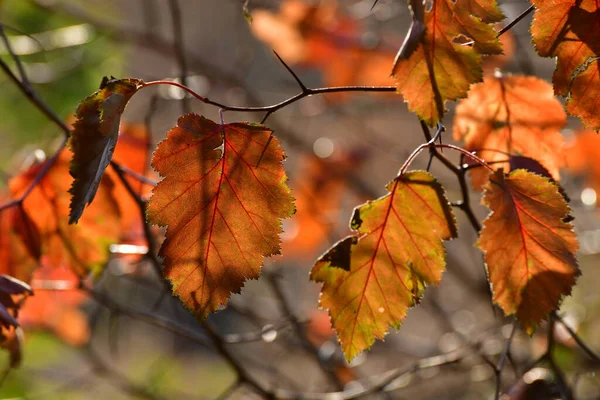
311;171;456;361
453;75;566;190
392;0;503;125
477;170;579;334
147;114;295;319
10;150;121;277
0;204;40;283
251;0;396;99
530;0;600;128
282;150;365;259
68;78;143;223
21;264;90;347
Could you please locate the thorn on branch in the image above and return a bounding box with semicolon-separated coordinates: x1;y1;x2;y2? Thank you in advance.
272;51;308;93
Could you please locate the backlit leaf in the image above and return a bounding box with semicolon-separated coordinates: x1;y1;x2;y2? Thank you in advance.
68;78;143;224
392;0;503;125
477;170;579;334
311;171;456;361
530;0;600;128
453;74;566;189
147;114;295;319
10;150;121;277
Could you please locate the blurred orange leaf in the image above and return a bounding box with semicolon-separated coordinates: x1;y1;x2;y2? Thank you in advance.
282;149;364;258
147;114;295;319
453;75;566;189
251;0;396;98
311;171;456;361
10;150;121;277
20;263;90;347
477;169;579;334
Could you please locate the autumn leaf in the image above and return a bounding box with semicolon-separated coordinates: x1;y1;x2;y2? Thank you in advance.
530;0;600;128
147;114;295;319
311;171;456;361
453;74;566;189
477;170;579;334
392;0;504;125
565;129;600;205
0;204;40;284
10;150;121;277
68;78;143;224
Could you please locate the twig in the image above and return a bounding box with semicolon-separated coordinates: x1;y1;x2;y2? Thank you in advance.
84;346;167;400
554;312;600;364
267;272;345;390
494;320;518;400
497;5;535;37
167;0;190;113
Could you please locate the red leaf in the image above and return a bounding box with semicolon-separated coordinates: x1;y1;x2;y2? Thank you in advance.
477;170;579;333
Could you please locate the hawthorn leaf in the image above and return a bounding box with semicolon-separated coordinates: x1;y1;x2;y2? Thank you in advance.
68;78;143;224
10;150;121;277
311;171;457;361
453;74;566;190
146;114;295;319
477;170;579;334
392;0;504;125
530;0;600;128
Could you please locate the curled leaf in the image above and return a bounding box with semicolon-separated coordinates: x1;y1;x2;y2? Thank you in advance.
68;78;143;224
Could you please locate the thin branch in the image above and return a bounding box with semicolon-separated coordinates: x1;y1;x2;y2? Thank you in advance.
0;25;31;87
497;5;535;37
84;346;167;400
272;50;308;92
167;0;190;113
267;272;345;390
494;320;518;400
554;312;600;364
0;58;70;136
141;79;396;116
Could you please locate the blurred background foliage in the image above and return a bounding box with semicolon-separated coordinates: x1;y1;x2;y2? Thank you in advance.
0;0;122;173
1;1;600;399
